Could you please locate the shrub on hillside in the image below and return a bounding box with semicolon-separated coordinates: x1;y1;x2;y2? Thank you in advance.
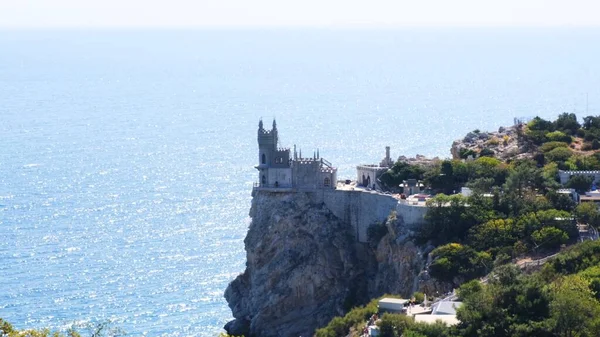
545;131;572;143
545;147;572;162
540;141;569;153
314;299;379;337
378;313;413;337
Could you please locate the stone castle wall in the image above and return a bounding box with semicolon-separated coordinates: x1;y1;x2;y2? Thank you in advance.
303;190;427;242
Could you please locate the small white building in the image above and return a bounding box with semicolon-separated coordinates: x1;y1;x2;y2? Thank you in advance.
461;187;472;197
356;147;395;190
581;190;600;204
378;298;408;313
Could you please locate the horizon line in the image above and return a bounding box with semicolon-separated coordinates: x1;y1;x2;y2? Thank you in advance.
2;23;600;30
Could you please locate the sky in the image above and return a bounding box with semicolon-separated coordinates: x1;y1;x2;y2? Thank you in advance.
0;0;599;28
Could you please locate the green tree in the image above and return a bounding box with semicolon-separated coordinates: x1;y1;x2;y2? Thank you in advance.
545;147;572;163
429;243;491;284
469;218;518;251
380;162;426;189
528;116;555;132
503;161;545;216
378;313;413;337
550;275;600;337
566;155;600;171
545;131;572;143
420;194;475;244
583;116;600;130
566;174;594;194
575;202;600;227
531;227;568;250
554;112;580;135
546;191;576;212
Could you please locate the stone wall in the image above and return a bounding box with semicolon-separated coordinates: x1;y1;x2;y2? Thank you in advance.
266;168;292;187
396;203;428;228
558;170;600;185
312;190;426;242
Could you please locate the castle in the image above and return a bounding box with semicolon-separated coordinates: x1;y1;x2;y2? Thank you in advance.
255;119;337;191
252;119;426;243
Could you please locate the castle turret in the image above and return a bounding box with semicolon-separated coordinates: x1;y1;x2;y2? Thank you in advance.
380;146;394;168
256;119;291;188
257;119;278;168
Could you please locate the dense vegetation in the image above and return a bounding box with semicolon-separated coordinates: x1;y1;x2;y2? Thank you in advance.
380;114;600;284
318;240;600;337
319;114;600;336
315;294;422;337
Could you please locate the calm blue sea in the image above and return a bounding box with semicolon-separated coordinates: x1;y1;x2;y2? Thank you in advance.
1;29;599;336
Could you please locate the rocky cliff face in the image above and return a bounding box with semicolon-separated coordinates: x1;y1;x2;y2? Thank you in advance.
224;191;424;337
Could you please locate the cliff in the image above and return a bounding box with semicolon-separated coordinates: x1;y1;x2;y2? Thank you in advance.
224;191;424;337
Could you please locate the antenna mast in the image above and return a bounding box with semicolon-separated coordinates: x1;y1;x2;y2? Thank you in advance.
587;92;589;115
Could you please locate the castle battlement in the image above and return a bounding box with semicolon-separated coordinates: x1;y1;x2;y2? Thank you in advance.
296;158;320;163
558;170;600;185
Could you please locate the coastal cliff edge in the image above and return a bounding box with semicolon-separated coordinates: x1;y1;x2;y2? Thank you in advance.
224;191;423;337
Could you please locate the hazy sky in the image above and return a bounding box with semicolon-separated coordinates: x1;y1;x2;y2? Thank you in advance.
1;0;599;28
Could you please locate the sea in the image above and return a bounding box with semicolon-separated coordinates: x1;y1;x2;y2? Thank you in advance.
1;28;599;336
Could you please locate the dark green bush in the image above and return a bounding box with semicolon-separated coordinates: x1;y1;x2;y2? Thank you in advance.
479;148;495;157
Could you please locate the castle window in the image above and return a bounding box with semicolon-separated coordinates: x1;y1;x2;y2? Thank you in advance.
261;154;266;164
324;177;331;187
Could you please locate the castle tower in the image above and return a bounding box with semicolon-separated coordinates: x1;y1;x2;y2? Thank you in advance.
256;119;292;188
380;146;394;168
257;119;278;169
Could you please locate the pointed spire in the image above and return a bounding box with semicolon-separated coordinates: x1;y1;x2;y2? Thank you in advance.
317;149;320;159
313;151;316;159
272;119;277;130
299;149;302;158
258;119;263;130
294;145;297;160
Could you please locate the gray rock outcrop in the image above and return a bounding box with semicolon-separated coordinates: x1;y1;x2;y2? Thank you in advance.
450;125;526;161
224;191;424;337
